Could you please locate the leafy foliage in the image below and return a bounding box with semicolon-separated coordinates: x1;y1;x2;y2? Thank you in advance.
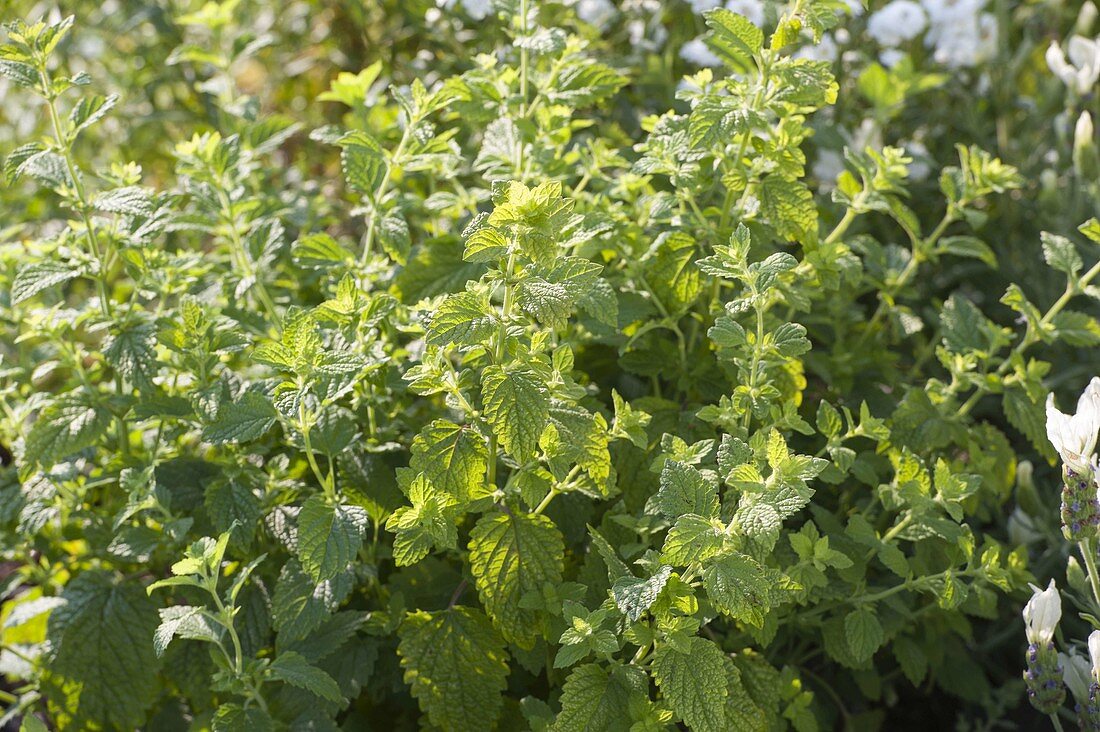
0;2;1093;730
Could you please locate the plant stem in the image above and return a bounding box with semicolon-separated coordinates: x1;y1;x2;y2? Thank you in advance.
1080;539;1100;613
956;256;1100;418
361;121;413;265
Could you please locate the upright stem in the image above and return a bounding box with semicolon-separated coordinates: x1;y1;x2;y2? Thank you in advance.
956;256;1100;418
361;122;413;265
1080;539;1100;613
41;65;130;456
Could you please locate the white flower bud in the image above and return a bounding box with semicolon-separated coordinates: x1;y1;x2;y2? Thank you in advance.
1046;377;1100;474
1090;630;1100;683
1047;37;1100;95
1023;579;1062;646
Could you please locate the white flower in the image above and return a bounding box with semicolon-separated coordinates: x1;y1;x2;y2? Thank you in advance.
795;33;839;63
1091;630;1100;683
1046;377;1100;473
922;0;984;29
688;0;723;12
680;37;722;67
879;48;906;67
929;13;997;68
1063;650;1093;702
867;1;928;47
724;0;766;27
1047;36;1100;95
575;0;617;29
1022;580;1061;646
438;0;492;20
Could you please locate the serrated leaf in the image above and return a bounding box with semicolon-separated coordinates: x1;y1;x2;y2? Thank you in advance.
297;495;368;582
516;256;603;328
272;559;353;643
844;608;884;663
202;392;277;444
42;572;160;730
612;565;672;621
481;364;549;462
293;233;354;269
759;176;816;240
468;511;564;648
94;186;155;217
652;637;729;732
654;460;719;520
153;605;221;657
426;290;497;347
338;131;386;196
269;651;344;702
551;662;649;732
398;607;510;732
409;420;490;504
662;514;725;565
25;394;111;469
647;232;702;315
702;551;770;627
1041;231;1082;276
703;8;763;72
12;260;83;305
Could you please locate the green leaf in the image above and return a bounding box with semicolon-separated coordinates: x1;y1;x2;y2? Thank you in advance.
409;420;491;503
338;130;386;196
269;650;344;702
1041;231;1082;276
293;233;355;269
612;565;672;621
1053;310;1100;347
771;322;811;356
844;607;884;663
1004;387;1054;460
468;511;564;648
42;572;160;730
297;495;369;582
272;559;353;643
12;260;83;304
662;514;725;566
398;607;510;732
425;290;498;347
25;394;112;469
938;235;997;267
153;605;221;657
202;392;277;444
703;8;763;72
549;61;627;106
481;364;550;463
646;232;702;315
385;473;458;566
104;321;158;390
517;256;603;328
652;637;729;732
702;551;771;627
551;662;649;732
654;460;719;520
94;186;155;217
759;176;816;240
212;704;276;732
0;60;40;88
69;93;118;136
463;224;511;262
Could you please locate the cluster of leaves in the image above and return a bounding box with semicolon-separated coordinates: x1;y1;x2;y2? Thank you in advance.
1;2;1098;731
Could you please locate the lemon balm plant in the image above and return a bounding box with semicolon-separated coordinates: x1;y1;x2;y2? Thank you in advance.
0;2;1099;730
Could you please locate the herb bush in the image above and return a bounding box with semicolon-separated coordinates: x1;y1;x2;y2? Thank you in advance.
2;0;1100;730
